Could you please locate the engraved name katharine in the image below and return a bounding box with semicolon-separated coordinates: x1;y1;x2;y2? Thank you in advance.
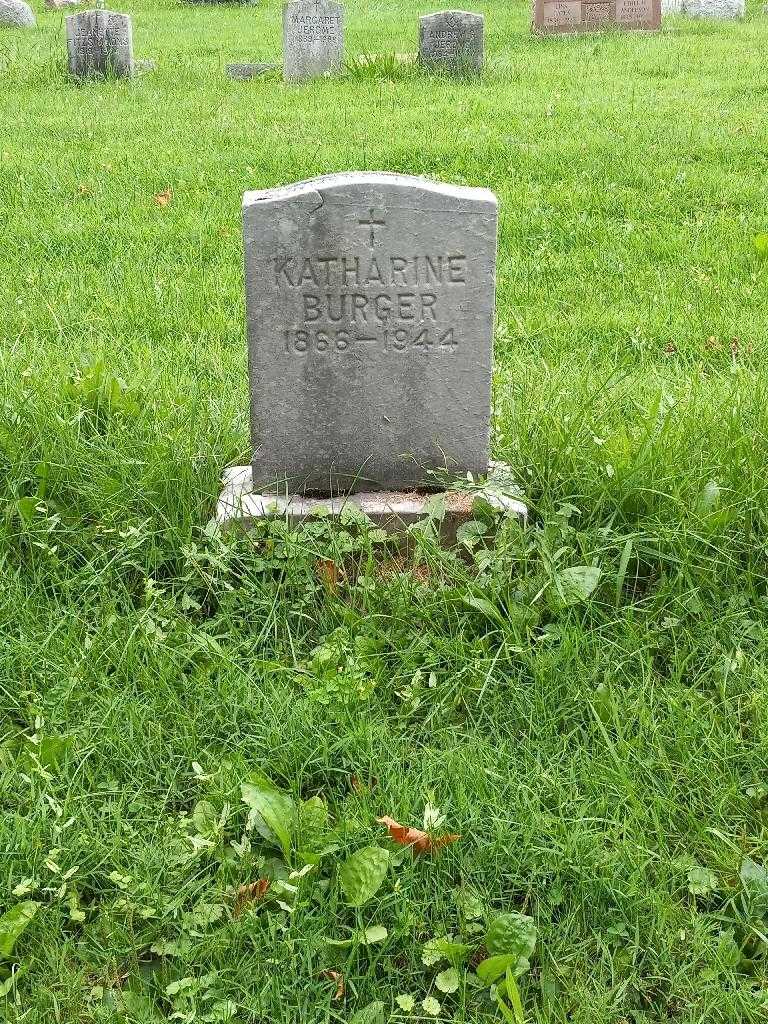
274;253;467;322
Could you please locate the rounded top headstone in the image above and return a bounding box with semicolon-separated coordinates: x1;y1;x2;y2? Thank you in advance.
0;0;36;26
243;171;498;494
418;10;484;72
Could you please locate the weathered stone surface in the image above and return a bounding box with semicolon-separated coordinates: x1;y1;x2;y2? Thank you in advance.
282;0;343;83
66;9;134;78
216;463;526;540
533;0;660;31
681;0;743;15
419;10;484;72
243;172;498;495
0;0;35;27
226;61;278;80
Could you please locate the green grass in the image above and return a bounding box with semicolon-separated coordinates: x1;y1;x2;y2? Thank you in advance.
2;0;768;1020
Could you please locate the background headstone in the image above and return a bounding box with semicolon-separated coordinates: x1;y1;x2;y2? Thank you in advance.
419;10;484;73
614;0;659;26
680;0;744;15
66;9;134;78
283;0;343;83
0;0;35;27
533;0;660;31
243;172;498;495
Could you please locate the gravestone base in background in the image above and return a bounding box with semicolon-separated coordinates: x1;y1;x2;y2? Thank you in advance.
226;62;278;80
215;462;527;543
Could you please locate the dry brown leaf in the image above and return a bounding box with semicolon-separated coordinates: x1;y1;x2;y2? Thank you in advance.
315;558;340;593
320;969;345;1001
376;816;460;855
349;774;378;794
232;878;269;916
154;188;172;208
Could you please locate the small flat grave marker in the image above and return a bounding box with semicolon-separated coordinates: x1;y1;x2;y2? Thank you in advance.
226;62;278;80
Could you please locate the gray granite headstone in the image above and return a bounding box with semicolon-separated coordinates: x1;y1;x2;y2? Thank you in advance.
0;0;35;26
243;172;497;495
283;0;343;83
419;10;484;73
66;9;134;79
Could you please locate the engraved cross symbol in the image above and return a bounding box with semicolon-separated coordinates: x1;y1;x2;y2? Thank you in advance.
359;208;385;247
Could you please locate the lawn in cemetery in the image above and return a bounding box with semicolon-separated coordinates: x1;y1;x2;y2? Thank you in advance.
2;0;768;1020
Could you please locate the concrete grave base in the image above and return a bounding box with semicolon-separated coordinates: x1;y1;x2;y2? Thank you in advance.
215;461;527;543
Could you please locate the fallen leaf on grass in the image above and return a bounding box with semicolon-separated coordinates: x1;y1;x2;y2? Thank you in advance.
349;774;378;794
232;878;269;916
376;816;460;855
315;558;340;593
153;188;172;208
320;969;345;1001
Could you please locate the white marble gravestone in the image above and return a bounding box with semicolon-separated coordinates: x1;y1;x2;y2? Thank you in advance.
66;9;134;78
282;0;343;83
419;11;484;73
678;0;744;15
